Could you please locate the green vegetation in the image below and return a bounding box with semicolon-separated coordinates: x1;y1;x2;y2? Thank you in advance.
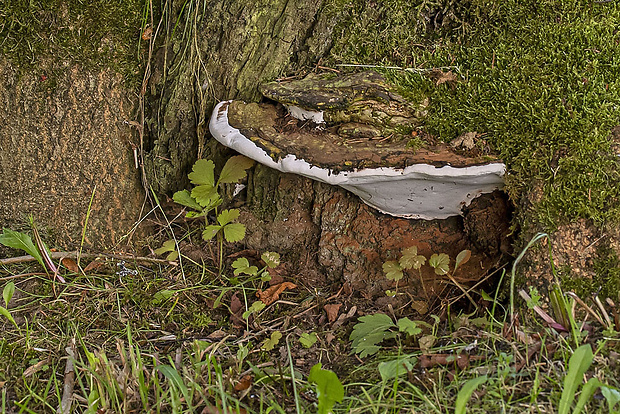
2;223;620;412
328;0;620;227
0;0;145;82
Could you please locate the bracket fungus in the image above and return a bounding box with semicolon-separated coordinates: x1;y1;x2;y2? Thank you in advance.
209;72;506;220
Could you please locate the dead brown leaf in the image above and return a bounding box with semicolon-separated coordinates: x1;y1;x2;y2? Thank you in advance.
324;303;342;323
141;26;153;40
419;353;485;370
83;259;104;273
234;374;253;391
60;257;79;273
23;358;50;378
429;69;458;86
256;282;297;306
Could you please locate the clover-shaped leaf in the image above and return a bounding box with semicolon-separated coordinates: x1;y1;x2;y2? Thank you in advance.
188;159;215;186
429;253;450;275
400;246;426;270
383;260;404;281
261;252;280;268
232;258;258;276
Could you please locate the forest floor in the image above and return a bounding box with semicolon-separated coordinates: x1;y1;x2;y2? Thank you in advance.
1;217;620;414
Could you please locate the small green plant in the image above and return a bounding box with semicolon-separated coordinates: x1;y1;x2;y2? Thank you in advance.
383;246;426;296
172;156;254;272
0;282;17;329
455;376;488;414
350;313;422;358
0;218;63;282
558;344;601;414
308;363;344;414
262;331;282;351
299;332;318;348
382;247;471;299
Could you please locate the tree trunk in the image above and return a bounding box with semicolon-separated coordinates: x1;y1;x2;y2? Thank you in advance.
143;0;511;305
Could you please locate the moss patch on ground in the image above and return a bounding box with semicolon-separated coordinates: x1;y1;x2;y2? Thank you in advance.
327;0;620;228
0;0;145;83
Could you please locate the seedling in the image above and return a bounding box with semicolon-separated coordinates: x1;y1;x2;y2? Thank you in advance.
308;363;344;414
171;156;254;273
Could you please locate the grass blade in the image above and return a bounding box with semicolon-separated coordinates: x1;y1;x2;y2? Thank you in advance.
455;375;487;414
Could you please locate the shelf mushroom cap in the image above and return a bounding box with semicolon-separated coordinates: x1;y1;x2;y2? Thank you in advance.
209;100;506;220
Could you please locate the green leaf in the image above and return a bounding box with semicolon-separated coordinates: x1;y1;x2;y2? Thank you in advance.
217;209;240;226
429;253;450;275
223;223;246;243
3;282;15;307
152;289;175;305
172;190;203;211
202;225;222;241
455;376;488;414
454;249;471;270
191;185;220;209
261;251;280;268
350;313;396;358
559;344;594;414
154;240;176;255
400;246;426;270
0;228;44;269
166;251;179;261
574;378;603;414
157;365;190;403
263;331;282;351
217;155;255;185
232;258;258;276
243;301;266;320
188;159;215;186
600;386;620;413
378;356;417;381
382;260;404;281
397;317;422;336
0;307;17;329
480;290;493;301
308;363;344;414
299;332;318;348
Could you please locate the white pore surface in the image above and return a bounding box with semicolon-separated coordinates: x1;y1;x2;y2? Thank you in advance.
285;105;325;124
210;101;506;220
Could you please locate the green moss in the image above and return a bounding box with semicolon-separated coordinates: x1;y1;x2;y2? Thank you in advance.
327;0;620;227
0;0;146;84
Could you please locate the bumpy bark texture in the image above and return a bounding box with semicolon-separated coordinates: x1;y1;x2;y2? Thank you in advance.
144;0;513;302
0;58;143;248
145;0;334;194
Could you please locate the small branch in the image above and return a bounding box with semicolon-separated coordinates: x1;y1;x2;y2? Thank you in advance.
58;342;76;414
1;251;177;267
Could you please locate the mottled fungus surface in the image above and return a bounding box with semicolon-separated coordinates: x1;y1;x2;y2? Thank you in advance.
210;72;506;220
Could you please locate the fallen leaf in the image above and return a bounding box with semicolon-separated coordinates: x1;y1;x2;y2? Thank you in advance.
324;303;342;323
23;358;49;378
230;293;245;327
206;329;228;341
429;69;458;86
60;257;79;273
419;353;485;370
234;374;253;391
141;26;153;40
83;260;104;273
230;293;243;314
256;282;297;306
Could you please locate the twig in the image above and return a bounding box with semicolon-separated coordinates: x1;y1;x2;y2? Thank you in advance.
0;251;177;267
58;342;76;414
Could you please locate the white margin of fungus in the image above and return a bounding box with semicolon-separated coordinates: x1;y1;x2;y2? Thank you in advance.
210;100;506;220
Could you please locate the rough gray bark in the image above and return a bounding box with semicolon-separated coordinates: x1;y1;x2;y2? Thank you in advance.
0;58;144;248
